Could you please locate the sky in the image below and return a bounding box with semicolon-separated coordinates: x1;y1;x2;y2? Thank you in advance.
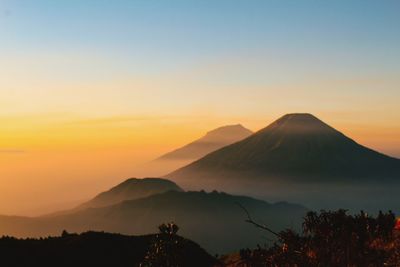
0;0;399;215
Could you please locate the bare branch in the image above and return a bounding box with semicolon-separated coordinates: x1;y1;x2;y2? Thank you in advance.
236;202;282;238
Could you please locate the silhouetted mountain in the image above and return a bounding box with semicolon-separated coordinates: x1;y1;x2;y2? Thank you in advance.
45;178;183;217
77;178;183;209
166;113;400;211
158;124;253;161
0;231;217;267
0;190;307;254
137;125;253;176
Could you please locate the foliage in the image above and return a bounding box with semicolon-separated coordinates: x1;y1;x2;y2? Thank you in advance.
158;222;180;235
140;222;185;267
237;210;399;267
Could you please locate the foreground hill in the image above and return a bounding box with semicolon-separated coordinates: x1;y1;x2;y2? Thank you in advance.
166;113;400;211
139;124;252;176
0;231;217;267
0;190;307;253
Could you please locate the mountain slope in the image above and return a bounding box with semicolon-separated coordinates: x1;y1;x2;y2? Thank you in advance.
166;113;400;211
137;125;253;176
0;190;307;254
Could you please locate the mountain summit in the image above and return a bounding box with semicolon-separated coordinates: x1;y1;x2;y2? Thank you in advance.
166;113;400;211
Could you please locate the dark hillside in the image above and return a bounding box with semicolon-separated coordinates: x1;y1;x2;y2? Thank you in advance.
0;231;217;267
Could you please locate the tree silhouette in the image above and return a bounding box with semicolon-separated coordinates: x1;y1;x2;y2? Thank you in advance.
158;222;179;235
238;208;399;267
140;222;183;267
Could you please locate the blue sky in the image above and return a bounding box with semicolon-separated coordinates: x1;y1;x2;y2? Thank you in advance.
1;0;399;143
1;0;399;134
2;0;399;74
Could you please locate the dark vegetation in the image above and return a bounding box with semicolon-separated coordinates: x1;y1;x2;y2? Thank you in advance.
0;225;217;267
2;210;400;266
227;210;400;267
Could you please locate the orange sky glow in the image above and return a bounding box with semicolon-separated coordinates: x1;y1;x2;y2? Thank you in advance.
1;0;399;216
1;112;399;216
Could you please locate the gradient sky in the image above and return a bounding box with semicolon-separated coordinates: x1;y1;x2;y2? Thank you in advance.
0;0;400;215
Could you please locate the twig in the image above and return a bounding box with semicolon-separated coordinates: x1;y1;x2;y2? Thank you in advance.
236;202;282;238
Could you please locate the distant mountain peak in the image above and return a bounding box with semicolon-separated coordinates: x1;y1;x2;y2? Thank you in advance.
136;124;253;177
202;124;253;141
205;124;249;135
154;124;253;162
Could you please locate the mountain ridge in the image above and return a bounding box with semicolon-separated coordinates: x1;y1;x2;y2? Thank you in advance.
0;190;307;253
77;177;183;209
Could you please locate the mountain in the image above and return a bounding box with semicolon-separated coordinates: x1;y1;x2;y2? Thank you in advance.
166;113;400;211
0;231;217;267
137;125;253;176
0;190;307;254
77;178;183;209
157;124;253;161
45;178;183;217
